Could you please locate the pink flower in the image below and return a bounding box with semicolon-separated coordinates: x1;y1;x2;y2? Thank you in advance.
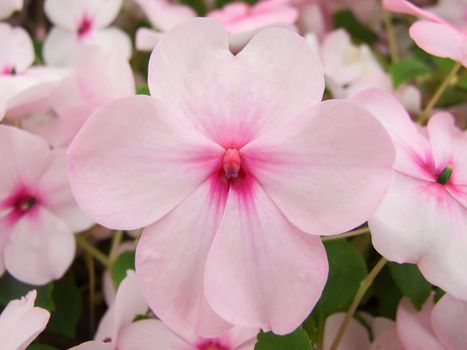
0;290;50;350
136;0;298;51
43;0;131;66
352;89;467;300
397;294;467;349
384;0;467;66
68;19;395;336
427;0;467;28
71;270;258;350
323;313;403;350
0;0;22;19
0;23;66;120
0;126;92;285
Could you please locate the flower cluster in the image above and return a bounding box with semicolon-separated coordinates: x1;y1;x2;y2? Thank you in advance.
0;0;466;349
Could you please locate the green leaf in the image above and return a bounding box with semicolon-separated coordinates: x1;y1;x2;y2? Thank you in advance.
389;58;431;87
255;328;311;350
333;10;378;44
47;279;82;338
0;273;54;311
27;344;58;350
111;251;136;287
388;262;431;310
303;240;367;344
136;84;150;95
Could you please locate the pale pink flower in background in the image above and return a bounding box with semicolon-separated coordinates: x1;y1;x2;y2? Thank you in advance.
384;0;467;66
136;0;298;51
0;23;67;120
0;0;22;19
68;19;395;336
0;126;92;285
72;270;258;350
323;313;404;350
43;0;132;66
427;0;467;28
0;290;50;350
397;294;467;349
352;89;467;300
22;46;135;148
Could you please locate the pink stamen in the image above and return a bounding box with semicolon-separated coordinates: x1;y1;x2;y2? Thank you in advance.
78;16;93;37
223;148;242;179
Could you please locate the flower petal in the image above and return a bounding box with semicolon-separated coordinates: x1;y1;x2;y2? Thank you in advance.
323;313;371;350
383;0;447;23
43;27;80;66
410;21;466;65
243;100;395;236
396;297;443;350
0;0;22;19
205;182;328;334
148;19;324;145
68;341;113;350
0;23;34;73
135;28;163;51
135;0;196;32
136;179;231;337
68;95;223;230
86;28;132;61
431;294;467;349
2;207;76;285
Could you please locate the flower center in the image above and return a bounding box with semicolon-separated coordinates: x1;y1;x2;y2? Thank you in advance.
14;194;37;213
1;65;15;76
78;16;93;37
223;148;242;179
437;165;453;185
198;340;230;350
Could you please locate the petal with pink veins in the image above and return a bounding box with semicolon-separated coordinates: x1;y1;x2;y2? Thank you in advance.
68;95;224;230
0;290;50;350
431;294;467;349
204;182;328;334
148;19;324;144
136;179;232;337
243;100;395;236
2;206;76;285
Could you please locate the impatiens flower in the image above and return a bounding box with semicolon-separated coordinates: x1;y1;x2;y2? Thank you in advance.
323;313;403;350
0;126;92;285
43;0;131;66
0;23;66;120
136;0;298;51
397;294;467;349
352;89;467;300
68;19;395;336
384;0;467;66
0;290;50;350
71;270;258;350
0;0;22;19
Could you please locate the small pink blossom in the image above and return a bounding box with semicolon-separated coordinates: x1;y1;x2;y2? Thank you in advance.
0;23;66;120
0;0;22;19
384;0;467;66
69;19;395;336
0;290;50;350
397;294;467;349
0;126;92;285
352;89;467;300
43;0;132;66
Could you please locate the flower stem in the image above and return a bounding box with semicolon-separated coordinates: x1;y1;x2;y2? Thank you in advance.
76;234;111;268
382;8;399;62
85;252;96;334
418;61;462;125
330;257;387;350
321;227;370;241
109;230;124;263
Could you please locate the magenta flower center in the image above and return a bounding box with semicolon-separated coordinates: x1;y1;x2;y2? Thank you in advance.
197;340;230;350
223;148;242;179
78;16;93;37
13;193;37;214
1;187;40;224
1;65;15;76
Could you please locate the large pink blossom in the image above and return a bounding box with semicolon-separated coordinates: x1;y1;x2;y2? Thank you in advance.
0;126;91;285
0;0;22;19
71;270;258;350
352;89;467;300
384;0;467;66
68;19;395;336
397;294;467;349
0;290;50;350
0;23;66;120
43;0;131;66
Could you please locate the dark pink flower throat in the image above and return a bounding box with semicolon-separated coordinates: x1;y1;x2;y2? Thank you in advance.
2;187;40;224
78;16;93;37
197;339;230;350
